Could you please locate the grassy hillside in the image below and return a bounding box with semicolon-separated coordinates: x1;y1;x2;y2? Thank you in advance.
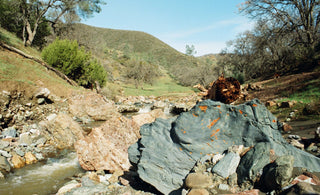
59;23;197;69
0;27;81;98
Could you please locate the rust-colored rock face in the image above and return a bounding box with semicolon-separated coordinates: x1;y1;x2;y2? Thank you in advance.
75;116;140;172
205;74;241;104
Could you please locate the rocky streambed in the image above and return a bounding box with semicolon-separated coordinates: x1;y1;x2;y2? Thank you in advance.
0;89;320;195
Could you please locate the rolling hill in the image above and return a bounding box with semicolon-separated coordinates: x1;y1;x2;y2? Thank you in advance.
58;23;198;69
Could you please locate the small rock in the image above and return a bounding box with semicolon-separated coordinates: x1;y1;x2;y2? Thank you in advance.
119;176;130;186
35;88;50;98
46;113;57;121
0;140;10;149
212;152;241;178
0;156;11;173
0;150;12;158
265;101;277;107
35;137;47;146
37;98;46;105
11;154;26;169
35;153;44;161
227;173;238;187
284;182;318;195
289;139;304;149
0;171;5;180
219;183;230;191
187;188;209;195
260;155;294;191
315;126;320;141
185;172;213;189
14;148;25;157
228;145;244;154
288;135;301;140
211;153;225;165
2;127;17;138
56;180;81;195
19;133;32;146
108;169;124;183
25;152;37;165
25;102;32;108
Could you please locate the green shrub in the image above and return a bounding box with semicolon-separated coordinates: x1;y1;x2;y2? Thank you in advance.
42;38;107;87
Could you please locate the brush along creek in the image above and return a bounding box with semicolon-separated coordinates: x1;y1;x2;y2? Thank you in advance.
0;90;319;195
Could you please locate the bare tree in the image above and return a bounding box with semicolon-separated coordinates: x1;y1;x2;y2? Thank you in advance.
240;0;320;49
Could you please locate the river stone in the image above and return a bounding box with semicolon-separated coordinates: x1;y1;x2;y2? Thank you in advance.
35;87;50;98
187;188;209;195
0;150;12;158
0;156;11;173
211;152;240;178
2;127;17;138
259;155;294;191
237;142;272;184
25;152;37;165
185;172;213;189
14;148;25;157
0;140;10;149
11;154;26;169
128;99;320;194
19;132;32;146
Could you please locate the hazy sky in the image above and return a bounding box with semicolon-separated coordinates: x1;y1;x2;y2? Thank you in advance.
83;0;254;56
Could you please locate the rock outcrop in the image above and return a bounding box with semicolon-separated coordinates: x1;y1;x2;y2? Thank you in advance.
39;113;84;149
68;93;120;121
75;116;140;172
128;99;320;194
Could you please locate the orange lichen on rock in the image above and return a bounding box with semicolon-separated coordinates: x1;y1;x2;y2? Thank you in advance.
272;119;276;123
210;129;220;137
239;110;243;114
199;105;208;113
252;104;258;107
207;117;220;128
192;113;198;117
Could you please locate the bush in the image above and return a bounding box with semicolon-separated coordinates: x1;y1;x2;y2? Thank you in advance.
42;38;107;87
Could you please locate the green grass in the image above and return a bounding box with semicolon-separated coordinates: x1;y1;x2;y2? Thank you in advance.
123;74;194;97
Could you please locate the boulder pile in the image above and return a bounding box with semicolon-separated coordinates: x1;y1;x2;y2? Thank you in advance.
128;99;320;194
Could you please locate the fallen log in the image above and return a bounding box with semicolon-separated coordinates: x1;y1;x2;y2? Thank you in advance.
0;42;78;86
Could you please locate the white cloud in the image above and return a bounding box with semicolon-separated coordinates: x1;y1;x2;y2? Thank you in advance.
161;17;254;40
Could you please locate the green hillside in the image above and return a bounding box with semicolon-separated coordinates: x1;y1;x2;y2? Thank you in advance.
59;23;197;69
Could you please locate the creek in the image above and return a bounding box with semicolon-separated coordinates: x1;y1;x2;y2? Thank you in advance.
0;103;318;195
0;152;84;195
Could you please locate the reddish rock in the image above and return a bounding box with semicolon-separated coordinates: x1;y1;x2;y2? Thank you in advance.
40;113;84;149
68;92;120;121
265;101;276;107
75;116;139;172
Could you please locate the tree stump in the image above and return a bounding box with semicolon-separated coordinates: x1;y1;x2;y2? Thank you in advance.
205;74;241;104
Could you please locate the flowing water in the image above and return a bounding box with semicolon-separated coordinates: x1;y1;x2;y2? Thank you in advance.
0;152;84;195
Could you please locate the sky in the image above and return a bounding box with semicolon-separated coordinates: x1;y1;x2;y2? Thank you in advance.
83;0;255;56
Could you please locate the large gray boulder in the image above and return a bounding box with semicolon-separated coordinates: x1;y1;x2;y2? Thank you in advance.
128;99;320;195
